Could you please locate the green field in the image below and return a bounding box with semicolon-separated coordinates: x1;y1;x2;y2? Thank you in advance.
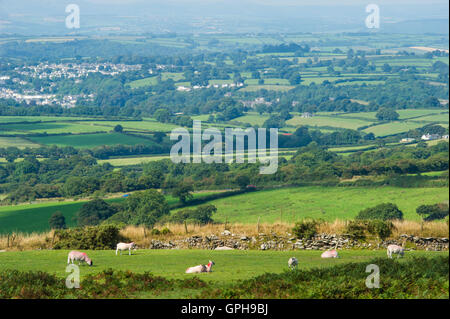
0;122;112;135
0;136;39;148
363;121;428;136
0;192;218;234
0;249;446;284
28;133;158;148
286;115;373;130
173;186;449;224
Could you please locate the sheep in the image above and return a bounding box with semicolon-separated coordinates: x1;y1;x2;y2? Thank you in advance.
321;249;339;258
321;242;339;258
387;244;404;258
67;251;93;266
185;261;215;274
288;257;298;270
116;242;137;255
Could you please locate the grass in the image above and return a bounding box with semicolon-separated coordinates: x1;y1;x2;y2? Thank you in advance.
363;121;429;136
28;133;158;148
0;122;112;135
0;136;39;148
0;249;447;285
172;186;449;224
286;115;373;130
0;192;218;234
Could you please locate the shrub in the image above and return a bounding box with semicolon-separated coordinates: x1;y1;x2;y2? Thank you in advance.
356;203;403;221
292;219;319;240
416;203;449;221
49;211;66;230
344;221;367;240
165;205;217;225
53;225;126;250
151;228;161;235
75;198;118;226
366;220;395;240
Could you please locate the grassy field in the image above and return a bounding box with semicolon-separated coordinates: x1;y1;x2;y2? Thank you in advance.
28;133;157;148
1;186;447;234
286;115;374;130
173;186;449;224
0;249;446;284
363;121;428;136
0;192;219;234
0;122;112;135
0;136;39;148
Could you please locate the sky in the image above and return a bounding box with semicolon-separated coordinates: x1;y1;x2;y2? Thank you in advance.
0;0;448;35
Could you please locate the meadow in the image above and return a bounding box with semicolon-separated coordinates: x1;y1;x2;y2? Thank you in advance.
0;249;446;283
0;249;447;298
173;186;449;224
28;133;157;148
0;192;219;234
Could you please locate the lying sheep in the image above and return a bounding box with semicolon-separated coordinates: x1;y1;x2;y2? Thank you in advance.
185;261;215;274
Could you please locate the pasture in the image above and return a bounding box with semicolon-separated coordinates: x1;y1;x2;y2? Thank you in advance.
0;249;447;298
0;249;446;282
173;186;450;224
28;133;157;148
0;192;218;234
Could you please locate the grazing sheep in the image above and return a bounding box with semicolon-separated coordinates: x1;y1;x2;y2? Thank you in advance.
288;257;298;270
116;242;137;255
321;249;339;258
67;251;93;266
185;260;215;274
387;244;404;258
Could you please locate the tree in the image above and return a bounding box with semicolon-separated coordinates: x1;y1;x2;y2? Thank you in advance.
172;182;194;204
76;198;118;226
113;124;123;133
235;175;250;190
376;108;399;121
356;203;404;221
154;108;172;123
288;73;302;85
416;203;449;221
49;211;66;229
120;189;170;227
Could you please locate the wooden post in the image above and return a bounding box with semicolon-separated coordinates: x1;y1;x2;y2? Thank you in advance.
7;234;10;248
51;231;55;247
184;220;188;234
280;208;283;224
224;217;228;230
257;216;261;234
143;227;147;239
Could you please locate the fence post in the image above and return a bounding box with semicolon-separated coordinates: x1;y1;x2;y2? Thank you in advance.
7;234;9;248
184;220;188;234
257;216;260;234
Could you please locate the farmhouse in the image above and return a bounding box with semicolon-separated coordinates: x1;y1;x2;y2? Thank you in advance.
400;137;416;143
421;134;441;141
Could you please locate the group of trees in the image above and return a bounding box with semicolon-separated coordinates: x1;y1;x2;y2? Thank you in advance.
52;189;219;229
3;139;448;204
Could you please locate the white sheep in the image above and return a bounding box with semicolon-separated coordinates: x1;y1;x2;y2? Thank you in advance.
185;261;215;274
387;244;404;258
116;242;137;255
67;251;93;266
288;257;298;270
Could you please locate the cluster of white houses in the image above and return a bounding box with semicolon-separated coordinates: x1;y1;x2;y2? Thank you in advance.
400;134;449;143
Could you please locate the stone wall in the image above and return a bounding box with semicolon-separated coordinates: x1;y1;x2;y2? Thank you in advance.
145;231;449;251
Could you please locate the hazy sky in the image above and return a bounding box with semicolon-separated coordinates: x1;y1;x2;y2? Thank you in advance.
1;0;448;34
